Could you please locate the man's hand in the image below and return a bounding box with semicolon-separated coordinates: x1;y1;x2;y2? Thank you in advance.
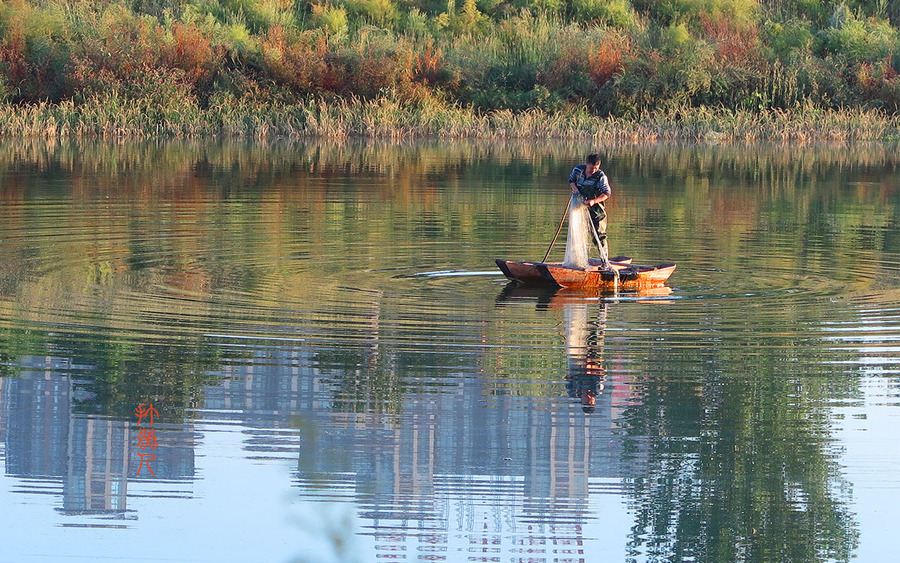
584;193;609;207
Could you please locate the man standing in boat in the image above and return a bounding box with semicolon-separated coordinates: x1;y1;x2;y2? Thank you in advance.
568;153;611;258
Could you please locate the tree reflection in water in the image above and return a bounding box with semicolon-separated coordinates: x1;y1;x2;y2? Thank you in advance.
549;288;859;562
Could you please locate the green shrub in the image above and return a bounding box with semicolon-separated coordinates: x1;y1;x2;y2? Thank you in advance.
759;0;830;24
764;19;814;59
571;0;637;28
454;0;488;34
820;13;898;64
312;3;349;35
401;7;429;36
634;0;758;28
184;0;291;34
343;0;398;27
708;0;759;28
613;25;717;113
660;22;692;52
131;0;189;19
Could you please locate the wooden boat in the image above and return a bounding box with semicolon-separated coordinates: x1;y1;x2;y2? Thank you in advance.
496;256;676;290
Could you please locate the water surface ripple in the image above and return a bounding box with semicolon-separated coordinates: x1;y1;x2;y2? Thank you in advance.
1;141;899;562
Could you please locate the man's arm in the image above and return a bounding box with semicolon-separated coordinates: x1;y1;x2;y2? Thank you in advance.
584;173;611;206
568;166;583;193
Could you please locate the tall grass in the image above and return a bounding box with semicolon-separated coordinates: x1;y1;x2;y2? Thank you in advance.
1;95;899;141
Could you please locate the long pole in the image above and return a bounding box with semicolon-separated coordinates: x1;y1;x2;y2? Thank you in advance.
587;213;609;267
587;214;618;290
542;198;570;263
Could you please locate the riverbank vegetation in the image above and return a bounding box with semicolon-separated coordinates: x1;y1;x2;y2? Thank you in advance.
1;0;899;139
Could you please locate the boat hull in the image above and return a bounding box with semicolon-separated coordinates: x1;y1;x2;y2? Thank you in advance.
496;258;675;290
496;256;633;285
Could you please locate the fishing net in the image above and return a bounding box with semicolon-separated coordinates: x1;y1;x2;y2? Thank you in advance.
563;193;592;269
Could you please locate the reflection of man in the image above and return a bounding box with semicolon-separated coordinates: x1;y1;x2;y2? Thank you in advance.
564;300;607;414
566;363;604;413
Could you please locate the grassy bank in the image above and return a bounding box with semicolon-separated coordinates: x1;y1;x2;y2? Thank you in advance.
1;95;898;141
1;0;900;141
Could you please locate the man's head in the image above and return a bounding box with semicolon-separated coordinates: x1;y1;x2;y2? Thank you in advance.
586;153;601;175
580;388;596;414
581;389;596;406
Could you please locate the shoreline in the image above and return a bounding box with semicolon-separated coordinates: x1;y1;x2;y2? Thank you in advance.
0;97;898;142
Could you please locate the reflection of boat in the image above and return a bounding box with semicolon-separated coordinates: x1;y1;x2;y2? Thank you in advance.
496;280;672;307
495;256;676;290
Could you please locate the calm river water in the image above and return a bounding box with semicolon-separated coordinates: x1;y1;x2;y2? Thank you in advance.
0;139;898;563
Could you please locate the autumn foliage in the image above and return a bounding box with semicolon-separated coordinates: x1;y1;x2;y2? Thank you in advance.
0;0;898;123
